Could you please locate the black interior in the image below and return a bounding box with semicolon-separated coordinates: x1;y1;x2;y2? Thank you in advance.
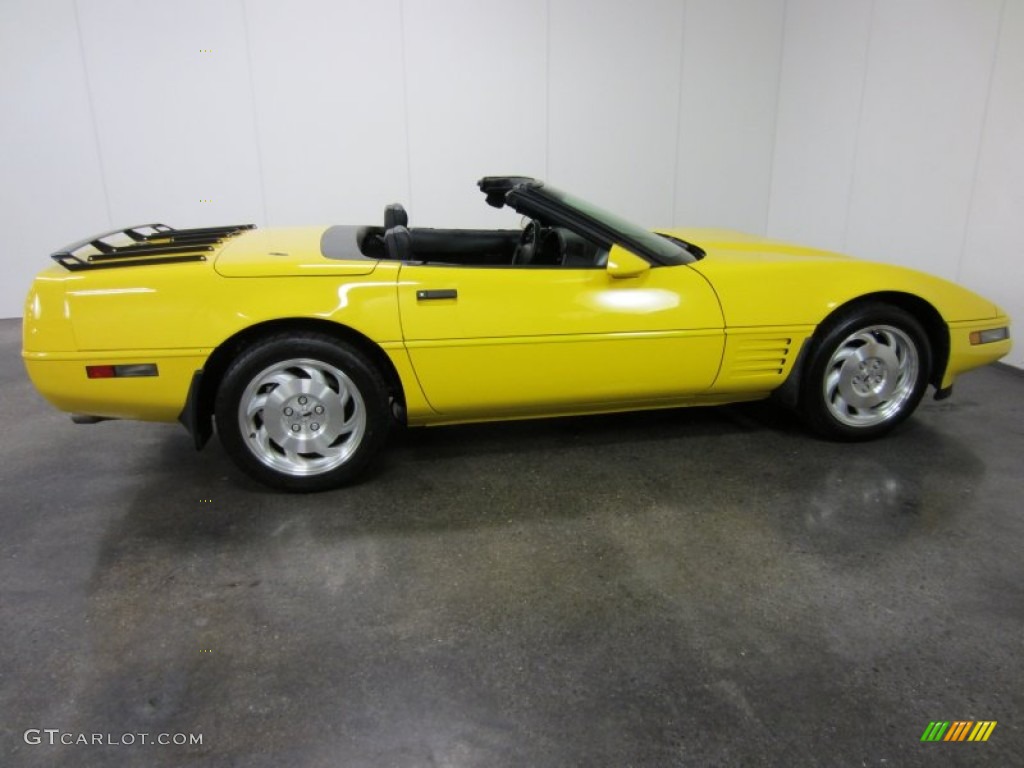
383;203;408;230
534;227;608;268
383;225;413;262
362;204;607;268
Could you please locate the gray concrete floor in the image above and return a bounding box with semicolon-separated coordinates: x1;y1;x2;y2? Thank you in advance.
1;316;1022;767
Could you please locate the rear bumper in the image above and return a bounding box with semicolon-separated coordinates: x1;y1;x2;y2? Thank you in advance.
22;350;206;422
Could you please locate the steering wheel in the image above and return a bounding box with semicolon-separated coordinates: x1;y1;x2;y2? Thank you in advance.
512;219;543;265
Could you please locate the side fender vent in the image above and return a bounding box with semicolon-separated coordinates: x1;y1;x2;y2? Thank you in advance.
725;337;793;379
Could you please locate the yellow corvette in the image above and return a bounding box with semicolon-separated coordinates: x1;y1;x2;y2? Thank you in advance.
23;176;1011;491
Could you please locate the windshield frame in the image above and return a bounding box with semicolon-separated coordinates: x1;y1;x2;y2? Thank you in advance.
504;182;699;266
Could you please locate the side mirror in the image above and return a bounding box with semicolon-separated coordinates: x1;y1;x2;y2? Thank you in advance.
606;245;651;279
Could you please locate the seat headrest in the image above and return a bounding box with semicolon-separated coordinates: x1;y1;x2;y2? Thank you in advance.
383;225;413;261
384;203;408;230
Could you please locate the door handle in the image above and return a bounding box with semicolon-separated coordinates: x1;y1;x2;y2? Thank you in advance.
416;289;458;301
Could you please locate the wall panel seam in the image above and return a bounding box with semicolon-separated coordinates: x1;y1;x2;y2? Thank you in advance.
764;0;788;237
670;0;688;228
956;0;1008;283
71;0;113;228
841;0;877;252
545;0;551;180
239;0;269;226
398;0;414;210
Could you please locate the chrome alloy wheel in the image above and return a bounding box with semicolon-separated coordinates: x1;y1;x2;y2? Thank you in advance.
237;358;367;476
823;325;920;428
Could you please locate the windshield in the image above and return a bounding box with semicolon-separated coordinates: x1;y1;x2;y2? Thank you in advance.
538;185;692;265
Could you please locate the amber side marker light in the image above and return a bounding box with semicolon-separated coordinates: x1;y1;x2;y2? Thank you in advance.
969;328;1009;345
86;364;159;379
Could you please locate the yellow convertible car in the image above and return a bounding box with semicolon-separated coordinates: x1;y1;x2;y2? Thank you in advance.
23;176;1011;491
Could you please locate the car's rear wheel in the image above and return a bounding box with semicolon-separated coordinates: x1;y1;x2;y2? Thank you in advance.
799;303;931;441
215;333;391;491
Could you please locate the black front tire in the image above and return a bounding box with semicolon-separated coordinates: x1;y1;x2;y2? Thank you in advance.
214;332;391;492
799;303;931;441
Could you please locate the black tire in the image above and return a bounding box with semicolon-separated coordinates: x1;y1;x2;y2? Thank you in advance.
214;332;391;492
799;303;931;441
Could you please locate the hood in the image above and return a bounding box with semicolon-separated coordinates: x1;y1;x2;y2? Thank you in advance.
660;228;853;264
663;228;1000;326
215;226;378;277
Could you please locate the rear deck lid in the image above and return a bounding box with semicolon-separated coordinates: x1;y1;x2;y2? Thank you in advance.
214;226;378;277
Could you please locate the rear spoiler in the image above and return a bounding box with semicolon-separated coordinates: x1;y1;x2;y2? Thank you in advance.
51;223;255;271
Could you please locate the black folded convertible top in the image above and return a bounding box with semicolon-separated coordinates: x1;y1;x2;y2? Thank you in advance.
478;176;541;209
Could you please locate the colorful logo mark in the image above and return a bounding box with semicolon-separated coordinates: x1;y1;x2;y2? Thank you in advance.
921;721;997;742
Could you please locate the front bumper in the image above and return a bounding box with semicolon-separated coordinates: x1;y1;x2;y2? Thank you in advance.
941;316;1012;389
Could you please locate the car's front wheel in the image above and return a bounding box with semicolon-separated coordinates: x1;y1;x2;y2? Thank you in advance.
214;333;391;491
799;303;931;441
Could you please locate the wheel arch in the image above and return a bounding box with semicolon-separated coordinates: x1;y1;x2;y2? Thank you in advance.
181;318;406;449
775;291;949;408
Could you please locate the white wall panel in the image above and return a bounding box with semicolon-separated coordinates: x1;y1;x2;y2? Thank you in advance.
403;0;547;228
76;0;263;229
962;0;1024;367
1;0;1021;375
547;0;684;228
766;0;872;250
244;0;408;226
843;0;1003;278
0;0;109;314
674;0;785;232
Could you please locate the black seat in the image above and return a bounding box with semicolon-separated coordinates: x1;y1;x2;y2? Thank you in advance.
384;203;408;230
560;230;595;267
384;225;413;262
534;227;595;267
534;228;566;266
